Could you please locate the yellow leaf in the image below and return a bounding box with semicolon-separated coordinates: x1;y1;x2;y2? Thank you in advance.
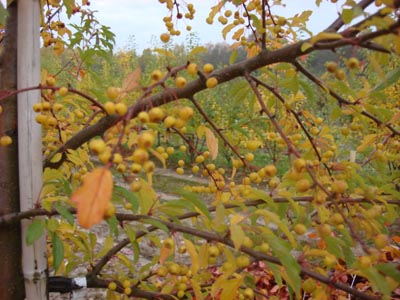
188;46;207;58
149;148;166;168
301;42;313;52
71;167;113;229
205;127;218;160
50;153;62;163
219;277;243;300
122;66;141;93
222;23;236;40
356;134;378;152
198;243;209;269
310;32;342;44
43;168;64;182
184;239;199;273
190;279;204;300
137;179;158;214
230;223;245;250
153;48;176;58
197;124;206;138
232;28;244;41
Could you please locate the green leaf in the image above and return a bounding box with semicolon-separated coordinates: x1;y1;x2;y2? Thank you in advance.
375;263;400;282
361;267;392;300
26;219;45;246
373;67;400;92
266;262;283;286
180;190;211;220
229;50;238;65
263;232;301;294
323;235;345;259
341;9;353;24
52;232;64;271
54;204;74;225
144;218;170;233
107;216;119;236
114;185;139;213
125;225;136;244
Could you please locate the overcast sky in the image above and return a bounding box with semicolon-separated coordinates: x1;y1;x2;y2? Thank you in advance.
84;0;343;53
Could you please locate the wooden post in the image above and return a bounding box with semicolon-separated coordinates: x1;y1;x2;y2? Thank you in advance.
17;0;48;299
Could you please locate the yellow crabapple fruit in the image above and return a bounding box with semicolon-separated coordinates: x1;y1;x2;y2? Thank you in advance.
108;282;117;291
58;86;68;96
236;255;250;268
151;69;163;81
104;102;116;115
293;223;307;235
33;103;42;112
164;116;176;128
46;76;56;86
130;180;142;192
206;77;218;88
331;180;348;194
187;63;198;75
137;131;155;149
113;153;123;164
179;106;194;120
89;139;106;155
132;148;149;164
325;61;338;73
264;164;277;177
175;76;187;88
346;57;360;69
293;158;306;172
203;63;214;73
160;33;170;43
106;86;120;99
166;147;174;154
246;140;259;151
149;107;164;122
115;103;127;116
295;179;311;193
130;163;142;173
0;135;12;146
163;238;175;249
143;160;155;173
137;111;150;123
103;202;116;219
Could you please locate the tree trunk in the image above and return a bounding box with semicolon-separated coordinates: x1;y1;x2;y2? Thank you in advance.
0;2;25;300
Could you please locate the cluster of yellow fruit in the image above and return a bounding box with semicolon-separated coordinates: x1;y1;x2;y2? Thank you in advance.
107;278;139;296
33;101;59;129
104;87;128;116
159;1;195;38
151;238;260;298
325;57;359;80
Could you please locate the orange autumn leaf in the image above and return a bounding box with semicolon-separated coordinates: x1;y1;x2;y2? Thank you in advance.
71;167;113;229
205;127;218;160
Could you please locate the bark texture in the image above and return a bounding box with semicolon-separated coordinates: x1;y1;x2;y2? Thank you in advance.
0;2;25;299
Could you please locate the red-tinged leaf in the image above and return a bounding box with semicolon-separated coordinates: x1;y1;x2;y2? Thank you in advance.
122;66;141;93
392;236;400;243
159;244;173;264
205;127;218;160
71;167;113;229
